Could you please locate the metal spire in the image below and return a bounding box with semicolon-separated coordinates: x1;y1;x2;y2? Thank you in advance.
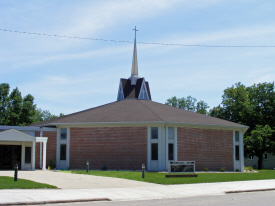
130;26;139;84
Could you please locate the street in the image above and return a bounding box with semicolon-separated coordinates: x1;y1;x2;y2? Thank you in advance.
46;190;275;206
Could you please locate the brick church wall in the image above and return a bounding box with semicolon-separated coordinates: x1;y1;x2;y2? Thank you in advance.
70;127;147;170
35;131;57;169
177;127;233;171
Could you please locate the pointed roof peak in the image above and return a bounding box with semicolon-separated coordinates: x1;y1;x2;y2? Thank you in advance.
130;26;139;85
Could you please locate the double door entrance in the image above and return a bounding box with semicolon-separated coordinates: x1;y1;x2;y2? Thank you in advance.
0;145;21;170
148;126;177;171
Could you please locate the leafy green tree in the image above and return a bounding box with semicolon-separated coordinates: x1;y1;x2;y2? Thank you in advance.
165;96;209;114
209;82;275;168
6;87;23;126
20;94;36;125
33;108;64;123
0;83;10;125
196;100;210;115
0;83;63;126
245;125;274;169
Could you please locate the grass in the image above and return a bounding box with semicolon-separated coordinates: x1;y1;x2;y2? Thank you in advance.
64;169;275;185
0;176;57;189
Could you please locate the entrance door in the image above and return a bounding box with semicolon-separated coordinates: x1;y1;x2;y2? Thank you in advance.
0;145;21;170
149;127;159;171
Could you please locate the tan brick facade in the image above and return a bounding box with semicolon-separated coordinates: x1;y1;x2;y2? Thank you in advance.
35;131;57;169
177;127;233;171
70;127;147;170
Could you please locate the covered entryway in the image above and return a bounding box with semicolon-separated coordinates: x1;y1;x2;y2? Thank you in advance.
0;145;21;170
0;129;48;170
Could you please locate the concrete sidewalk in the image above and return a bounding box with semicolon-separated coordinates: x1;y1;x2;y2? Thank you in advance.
0;170;156;189
1;179;275;205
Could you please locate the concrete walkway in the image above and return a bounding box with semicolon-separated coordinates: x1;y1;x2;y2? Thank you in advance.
0;171;275;205
0;170;156;189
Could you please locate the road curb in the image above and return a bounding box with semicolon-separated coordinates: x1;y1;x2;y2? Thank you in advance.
226;188;275;194
0;198;110;205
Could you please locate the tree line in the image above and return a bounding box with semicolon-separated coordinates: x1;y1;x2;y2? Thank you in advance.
0;83;63;126
166;82;275;169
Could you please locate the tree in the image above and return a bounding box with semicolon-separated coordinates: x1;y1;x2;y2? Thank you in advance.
196;100;210;115
209;82;275;169
165;96;209;114
0;83;63;126
245;125;274;169
33;108;64;123
6;87;23;126
0;83;10;125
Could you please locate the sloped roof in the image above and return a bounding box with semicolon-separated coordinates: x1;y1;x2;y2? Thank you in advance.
31;100;247;130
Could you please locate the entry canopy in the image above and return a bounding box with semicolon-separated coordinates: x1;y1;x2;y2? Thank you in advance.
0;129;47;142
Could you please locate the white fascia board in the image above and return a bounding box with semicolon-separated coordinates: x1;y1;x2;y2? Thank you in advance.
36;137;48;143
0;125;56;132
50;121;249;131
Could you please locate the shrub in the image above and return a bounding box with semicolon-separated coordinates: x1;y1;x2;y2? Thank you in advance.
236;168;239;172
220;167;225;172
48;159;56;170
244;166;254;171
101;165;108;171
204;167;208;172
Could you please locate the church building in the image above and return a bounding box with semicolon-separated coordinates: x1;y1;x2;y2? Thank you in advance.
0;36;248;172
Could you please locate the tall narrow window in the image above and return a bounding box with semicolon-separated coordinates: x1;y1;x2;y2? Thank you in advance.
264;153;268;160
151;127;158;139
25;147;31;164
139;84;147;100
235;145;240;161
151;143;158;160
168;144;174;160
60;144;66;160
168;127;174;139
61;128;67;140
235;131;239;142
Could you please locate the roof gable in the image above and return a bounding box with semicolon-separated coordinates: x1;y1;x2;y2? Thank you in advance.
0;129;36;142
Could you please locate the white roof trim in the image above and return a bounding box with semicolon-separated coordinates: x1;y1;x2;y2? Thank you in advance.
36;137;48;143
47;121;249;133
0;125;56;132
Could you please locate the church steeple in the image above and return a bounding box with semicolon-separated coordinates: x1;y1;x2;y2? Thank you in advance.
129;26;139;85
117;27;152;101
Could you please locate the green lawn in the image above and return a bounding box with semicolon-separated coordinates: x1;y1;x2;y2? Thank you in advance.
65;169;275;185
0;176;57;189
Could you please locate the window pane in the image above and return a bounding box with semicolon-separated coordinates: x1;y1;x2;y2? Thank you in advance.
25;147;31;164
168;144;174;160
168;127;174;139
60;144;66;160
264;153;268;160
235;145;239;161
151;143;158;160
151;127;158;139
61;128;67;140
235;131;239;142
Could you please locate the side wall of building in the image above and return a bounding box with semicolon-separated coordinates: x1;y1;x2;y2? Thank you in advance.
35;131;57;169
177;127;234;171
70;127;147;170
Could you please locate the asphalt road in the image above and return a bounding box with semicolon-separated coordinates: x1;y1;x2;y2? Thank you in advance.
46;190;275;206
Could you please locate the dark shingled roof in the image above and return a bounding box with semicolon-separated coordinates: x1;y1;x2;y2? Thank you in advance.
30;99;246;129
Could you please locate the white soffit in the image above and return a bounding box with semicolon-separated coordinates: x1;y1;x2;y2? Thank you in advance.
0;129;36;142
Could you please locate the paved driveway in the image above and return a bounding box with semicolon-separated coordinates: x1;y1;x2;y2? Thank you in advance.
0;170;156;189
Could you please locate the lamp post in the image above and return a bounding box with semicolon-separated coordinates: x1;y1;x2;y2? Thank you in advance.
142;164;145;178
86;161;89;173
14;164;18;181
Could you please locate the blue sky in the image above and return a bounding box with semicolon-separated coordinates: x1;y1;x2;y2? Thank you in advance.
1;1;275;115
